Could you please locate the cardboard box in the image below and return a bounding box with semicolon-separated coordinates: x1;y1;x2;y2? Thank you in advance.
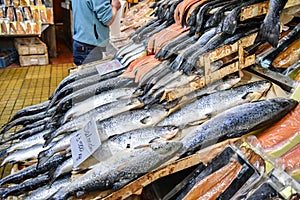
19;53;48;66
14;37;47;55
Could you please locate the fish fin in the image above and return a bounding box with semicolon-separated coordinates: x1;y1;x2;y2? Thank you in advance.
134;144;151;149
187;116;211;126
0;149;7;160
140;116;152;124
255;18;280;48
149;137;163;143
37;151;51;169
113;179;134;191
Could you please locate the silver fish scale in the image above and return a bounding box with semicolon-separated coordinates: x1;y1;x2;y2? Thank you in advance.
179;98;298;155
158;80;271;127
97;106;168;141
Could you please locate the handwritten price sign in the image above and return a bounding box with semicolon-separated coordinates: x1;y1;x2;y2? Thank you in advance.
70;120;101;167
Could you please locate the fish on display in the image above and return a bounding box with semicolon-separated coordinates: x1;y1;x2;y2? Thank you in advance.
0;152;69;186
1;144;45;166
91;104;170;142
43;98;144;147
254;0;288;47
49;141;182;200
61;87;137;122
91;125;179;163
49;69;125;106
5;100;49;124
52;76;135;114
178;98;298;156
0;174;50;199
23;174;71;200
157;80;272;128
48;157;73;183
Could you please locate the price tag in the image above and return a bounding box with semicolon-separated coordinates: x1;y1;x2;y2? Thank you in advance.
95;59;124;76
70;120;101;167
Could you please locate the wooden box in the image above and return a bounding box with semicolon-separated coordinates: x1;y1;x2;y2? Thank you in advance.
14;37;48;56
19;53;49;66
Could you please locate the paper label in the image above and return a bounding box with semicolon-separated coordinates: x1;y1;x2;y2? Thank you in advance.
95;59;124;76
70;120;101;167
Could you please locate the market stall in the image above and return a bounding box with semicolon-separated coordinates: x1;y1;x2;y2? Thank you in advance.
0;0;299;199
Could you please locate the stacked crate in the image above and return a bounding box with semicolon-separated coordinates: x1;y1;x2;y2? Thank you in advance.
14;37;48;66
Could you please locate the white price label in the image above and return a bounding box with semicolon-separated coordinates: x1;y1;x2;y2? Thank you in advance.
96;59;124;76
70;120;101;167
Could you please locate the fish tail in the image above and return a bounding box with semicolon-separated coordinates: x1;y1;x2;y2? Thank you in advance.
0;149;7;160
255;18;280;47
37;150;52;168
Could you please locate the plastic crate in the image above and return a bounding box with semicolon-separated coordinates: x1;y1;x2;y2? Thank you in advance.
0;48;18;68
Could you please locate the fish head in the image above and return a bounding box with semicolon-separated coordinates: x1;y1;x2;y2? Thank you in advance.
269;98;299;110
242;80;272;101
150;141;182;155
160;126;180;139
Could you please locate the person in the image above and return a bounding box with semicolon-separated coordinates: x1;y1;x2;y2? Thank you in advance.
72;0;121;66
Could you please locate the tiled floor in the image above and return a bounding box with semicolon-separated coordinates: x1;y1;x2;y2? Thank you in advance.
0;64;73;127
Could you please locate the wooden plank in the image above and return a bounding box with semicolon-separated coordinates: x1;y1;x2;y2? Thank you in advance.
163;55;255;102
240;0;300;21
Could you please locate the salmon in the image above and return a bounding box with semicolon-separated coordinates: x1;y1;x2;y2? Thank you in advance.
272;38;300;68
256;103;300;151
277;143;300;172
121;55;155;76
183;160;242;200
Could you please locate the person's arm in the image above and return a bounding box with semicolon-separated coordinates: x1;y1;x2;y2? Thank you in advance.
106;0;121;26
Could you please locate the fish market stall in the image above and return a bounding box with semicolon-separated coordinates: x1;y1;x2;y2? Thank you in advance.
0;0;300;199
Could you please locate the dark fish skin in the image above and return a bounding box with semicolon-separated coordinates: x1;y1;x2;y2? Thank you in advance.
254;0;288;47
48;69;124;108
222;0;265;34
246;182;285;200
52;76;135;114
182;25;260;75
204;0;242;29
194;0;228;34
49;141;182;200
49;65;100;100
129;18;158;38
155;32;191;60
0;106;56;135
187;4;202;27
133;19;163;42
161;35;198;60
0;124;46;145
0;153;69;186
169;26;220;72
0;174;50;198
6;100;49;124
178;98;298;156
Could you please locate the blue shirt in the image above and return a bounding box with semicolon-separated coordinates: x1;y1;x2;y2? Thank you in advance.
72;0;113;47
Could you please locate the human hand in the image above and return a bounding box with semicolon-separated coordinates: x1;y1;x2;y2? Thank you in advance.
111;0;121;10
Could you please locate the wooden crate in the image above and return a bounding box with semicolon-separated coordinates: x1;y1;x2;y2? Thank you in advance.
161;33;258;102
19;53;49;66
14;37;48;56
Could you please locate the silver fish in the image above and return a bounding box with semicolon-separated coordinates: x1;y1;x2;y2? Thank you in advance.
62;87;136;122
178;98;298;156
1;144;45;166
48;158;73;183
44;98;143;147
95;104;170;141
91;125;179;163
0;153;69;186
157;80;272;127
50;141;182;199
23;174;71;200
